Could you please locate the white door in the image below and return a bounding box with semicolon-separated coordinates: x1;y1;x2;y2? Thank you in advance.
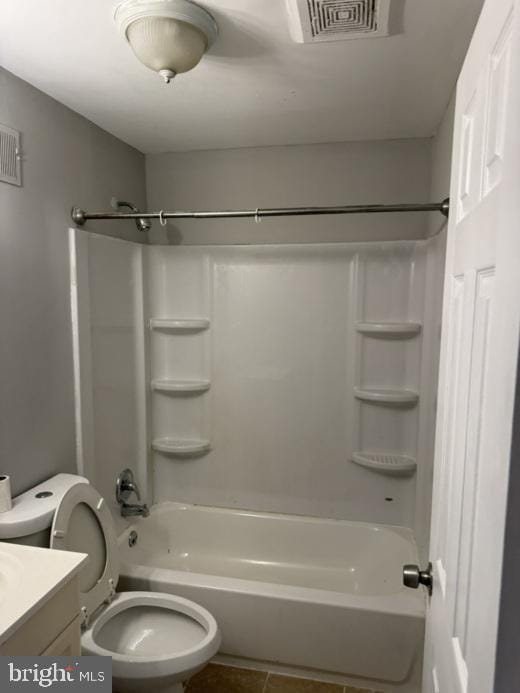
420;0;520;691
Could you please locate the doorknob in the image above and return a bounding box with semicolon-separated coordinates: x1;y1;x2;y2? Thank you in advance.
403;562;433;595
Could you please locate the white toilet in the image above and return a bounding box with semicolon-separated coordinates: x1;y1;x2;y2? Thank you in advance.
0;474;221;693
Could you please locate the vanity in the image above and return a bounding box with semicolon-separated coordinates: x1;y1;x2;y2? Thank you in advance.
0;542;86;655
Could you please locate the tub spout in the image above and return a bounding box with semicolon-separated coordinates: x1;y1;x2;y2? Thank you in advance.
120;502;150;518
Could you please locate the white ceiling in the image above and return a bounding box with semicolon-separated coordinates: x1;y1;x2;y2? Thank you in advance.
0;0;483;154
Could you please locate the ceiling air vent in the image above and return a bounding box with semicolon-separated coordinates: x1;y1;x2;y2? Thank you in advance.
285;0;391;43
0;123;22;187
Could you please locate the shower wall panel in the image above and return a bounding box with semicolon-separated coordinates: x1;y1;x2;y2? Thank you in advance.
147;242;439;530
70;229;148;530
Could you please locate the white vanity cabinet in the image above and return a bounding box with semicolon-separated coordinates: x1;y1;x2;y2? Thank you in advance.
0;543;86;656
41;614;82;656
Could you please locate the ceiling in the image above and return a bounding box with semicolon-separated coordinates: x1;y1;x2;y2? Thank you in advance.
0;0;484;154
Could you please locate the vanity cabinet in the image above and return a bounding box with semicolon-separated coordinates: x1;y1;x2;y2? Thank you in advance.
0;540;86;657
0;575;81;656
41;616;81;656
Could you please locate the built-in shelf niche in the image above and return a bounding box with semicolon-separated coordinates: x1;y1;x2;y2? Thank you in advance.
152;379;211;394
152;438;211;456
351;452;417;475
354;387;419;406
356;322;422;338
150;318;210;332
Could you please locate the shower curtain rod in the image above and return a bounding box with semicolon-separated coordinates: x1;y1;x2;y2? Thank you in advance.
71;198;450;227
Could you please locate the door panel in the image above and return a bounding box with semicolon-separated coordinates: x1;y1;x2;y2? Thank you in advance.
423;1;520;691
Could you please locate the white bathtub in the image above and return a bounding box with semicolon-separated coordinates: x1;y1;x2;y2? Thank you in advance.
118;503;424;686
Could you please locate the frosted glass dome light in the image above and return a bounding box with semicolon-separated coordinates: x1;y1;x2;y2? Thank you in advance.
115;0;218;83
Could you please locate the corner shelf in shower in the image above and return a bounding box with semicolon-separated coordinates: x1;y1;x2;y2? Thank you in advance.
152;438;211;456
150;318;210;332
152;379;211;394
351;452;417;475
356;322;422;338
354;388;419;406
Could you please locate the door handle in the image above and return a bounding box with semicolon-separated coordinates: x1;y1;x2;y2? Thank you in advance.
403;562;433;595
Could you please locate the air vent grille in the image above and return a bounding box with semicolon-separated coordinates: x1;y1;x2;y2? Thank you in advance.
286;0;391;43
0;123;21;187
308;0;377;38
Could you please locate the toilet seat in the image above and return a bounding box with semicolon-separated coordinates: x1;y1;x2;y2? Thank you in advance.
50;483;119;625
81;591;220;682
50;482;221;685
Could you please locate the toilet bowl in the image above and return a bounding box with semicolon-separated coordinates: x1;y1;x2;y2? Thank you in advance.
81;592;218;692
48;481;221;693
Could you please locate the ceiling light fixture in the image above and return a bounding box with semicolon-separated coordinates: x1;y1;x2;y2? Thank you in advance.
114;0;218;84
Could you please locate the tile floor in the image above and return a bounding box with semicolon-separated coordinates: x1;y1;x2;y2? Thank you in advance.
186;663;384;693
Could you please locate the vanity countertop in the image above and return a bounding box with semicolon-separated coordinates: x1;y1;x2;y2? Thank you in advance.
0;542;87;645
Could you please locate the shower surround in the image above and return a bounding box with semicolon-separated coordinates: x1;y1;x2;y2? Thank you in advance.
146;243;437;533
70;230;444;689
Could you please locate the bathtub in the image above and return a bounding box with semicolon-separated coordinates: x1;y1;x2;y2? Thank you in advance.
118;503;424;686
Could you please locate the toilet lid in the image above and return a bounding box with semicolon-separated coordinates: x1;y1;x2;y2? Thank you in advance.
50;483;119;624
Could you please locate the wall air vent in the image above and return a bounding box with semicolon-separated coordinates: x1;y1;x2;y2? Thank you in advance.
285;0;391;43
0;123;21;186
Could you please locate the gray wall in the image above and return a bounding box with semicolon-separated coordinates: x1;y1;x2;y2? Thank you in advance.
0;68;147;496
146;139;432;245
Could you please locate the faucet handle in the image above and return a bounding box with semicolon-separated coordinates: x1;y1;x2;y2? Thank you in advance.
116;468;141;505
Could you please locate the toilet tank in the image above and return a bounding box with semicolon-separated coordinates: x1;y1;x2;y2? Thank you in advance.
0;474;89;547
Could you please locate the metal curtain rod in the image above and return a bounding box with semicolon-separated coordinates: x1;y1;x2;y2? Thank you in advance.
71;198;450;227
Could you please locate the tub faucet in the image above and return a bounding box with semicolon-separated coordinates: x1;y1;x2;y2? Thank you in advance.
116;469;150;518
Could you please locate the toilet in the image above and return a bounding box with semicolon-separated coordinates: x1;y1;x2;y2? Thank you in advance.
0;474;220;693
